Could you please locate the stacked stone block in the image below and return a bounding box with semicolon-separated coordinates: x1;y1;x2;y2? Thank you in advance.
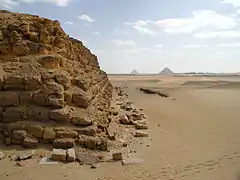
0;10;112;150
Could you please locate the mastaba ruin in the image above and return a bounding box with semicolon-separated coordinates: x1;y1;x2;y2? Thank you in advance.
0;10;113;150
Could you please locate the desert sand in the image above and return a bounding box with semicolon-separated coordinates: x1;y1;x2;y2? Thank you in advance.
1;75;240;180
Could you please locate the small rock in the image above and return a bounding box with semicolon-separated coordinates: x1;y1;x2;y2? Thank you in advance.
66;148;76;162
119;113;132;125
106;128;116;140
129;150;136;153
98;138;108;151
132;113;142;121
83;136;96;150
76;153;99;165
91;163;99;169
96;154;104;160
112;152;123;161
15;162;24;167
135;123;148;130
0;151;4;160
39;157;59;165
135;131;148;137
123;142;128;147
17;150;35;161
51;149;66;162
136;120;148;125
112;110;118;116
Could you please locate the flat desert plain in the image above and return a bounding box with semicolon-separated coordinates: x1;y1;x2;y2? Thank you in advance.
1;75;240;180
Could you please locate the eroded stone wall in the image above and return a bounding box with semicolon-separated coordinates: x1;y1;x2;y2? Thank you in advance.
0;10;112;150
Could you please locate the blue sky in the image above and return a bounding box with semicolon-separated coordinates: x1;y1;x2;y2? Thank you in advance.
1;0;240;73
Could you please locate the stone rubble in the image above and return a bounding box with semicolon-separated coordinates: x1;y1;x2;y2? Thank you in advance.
0;151;4;160
17;150;35;161
112;152;123;161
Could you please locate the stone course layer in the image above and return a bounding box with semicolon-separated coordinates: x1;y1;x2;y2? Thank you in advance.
0;10;113;150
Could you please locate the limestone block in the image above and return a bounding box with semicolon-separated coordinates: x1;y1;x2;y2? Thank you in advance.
23;136;39;148
38;55;61;69
27;125;44;138
72;91;90;108
12;42;30;56
0;42;10;54
24;75;41;91
0;92;19;106
10;31;22;44
29;107;50;122
53;138;74;149
66;148;76;162
51;149;66;162
3;75;24;90
43;127;56;140
2;106;28;122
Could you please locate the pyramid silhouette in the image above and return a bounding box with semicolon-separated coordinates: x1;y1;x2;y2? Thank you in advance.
159;67;174;75
131;69;139;75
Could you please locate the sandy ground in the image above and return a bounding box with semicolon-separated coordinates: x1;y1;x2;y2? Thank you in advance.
1;75;240;180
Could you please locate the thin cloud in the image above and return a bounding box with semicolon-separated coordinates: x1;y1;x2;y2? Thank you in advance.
218;42;240;47
78;14;95;22
183;44;209;48
155;44;163;48
65;21;74;25
93;31;100;36
0;0;72;8
222;0;240;7
194;31;240;38
112;39;136;46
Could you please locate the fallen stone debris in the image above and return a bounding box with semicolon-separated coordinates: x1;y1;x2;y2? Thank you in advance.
112;152;123;161
0;151;4;160
16;150;35;161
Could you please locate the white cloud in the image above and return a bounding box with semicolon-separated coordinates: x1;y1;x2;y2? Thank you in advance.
65;21;74;25
155;44;163;48
157;10;238;34
133;25;157;35
218;42;240;47
194;30;240;38
183;44;208;48
127;10;238;35
125;20;157;35
222;0;240;7
0;0;72;8
140;47;150;51
78;14;95;22
93;31;100;36
112;39;136;46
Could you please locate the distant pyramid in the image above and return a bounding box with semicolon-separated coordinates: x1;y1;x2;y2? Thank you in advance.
131;69;139;75
159;67;174;75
